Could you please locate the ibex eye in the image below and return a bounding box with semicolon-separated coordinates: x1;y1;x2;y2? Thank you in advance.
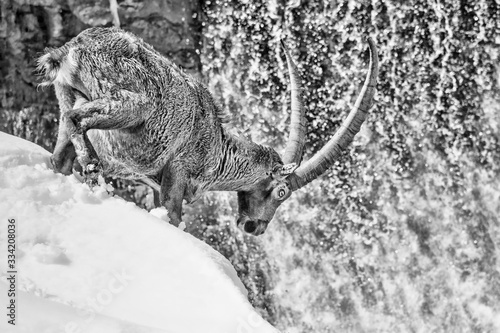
278;189;286;198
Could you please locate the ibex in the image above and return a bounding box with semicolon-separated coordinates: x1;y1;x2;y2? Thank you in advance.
38;27;378;236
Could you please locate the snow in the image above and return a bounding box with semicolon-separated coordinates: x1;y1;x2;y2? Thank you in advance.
0;132;279;333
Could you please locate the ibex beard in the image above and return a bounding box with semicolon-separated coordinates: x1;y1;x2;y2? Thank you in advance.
37;27;378;236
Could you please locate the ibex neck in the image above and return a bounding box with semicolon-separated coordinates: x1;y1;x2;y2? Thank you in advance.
206;130;281;192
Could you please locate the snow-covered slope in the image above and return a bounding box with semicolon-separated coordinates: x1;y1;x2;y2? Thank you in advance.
0;132;279;333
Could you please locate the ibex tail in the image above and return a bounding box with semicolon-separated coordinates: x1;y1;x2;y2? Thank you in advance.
37;46;76;88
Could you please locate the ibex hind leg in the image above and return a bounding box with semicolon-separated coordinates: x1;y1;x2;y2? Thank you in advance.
51;84;79;175
52;130;77;175
66;92;145;187
65;91;146;131
70;132;101;187
65;92;102;187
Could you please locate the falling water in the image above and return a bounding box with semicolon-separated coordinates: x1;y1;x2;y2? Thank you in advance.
200;0;500;332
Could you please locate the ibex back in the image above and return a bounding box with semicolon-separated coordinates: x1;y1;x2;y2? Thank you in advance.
38;27;378;236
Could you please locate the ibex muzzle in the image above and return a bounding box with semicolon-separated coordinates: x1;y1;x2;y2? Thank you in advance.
38;28;378;236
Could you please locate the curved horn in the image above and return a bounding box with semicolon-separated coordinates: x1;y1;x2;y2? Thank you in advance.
281;40;307;165
288;37;379;191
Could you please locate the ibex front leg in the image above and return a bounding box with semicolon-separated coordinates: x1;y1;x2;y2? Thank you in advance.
159;163;187;226
51;85;79;175
65;92;146;187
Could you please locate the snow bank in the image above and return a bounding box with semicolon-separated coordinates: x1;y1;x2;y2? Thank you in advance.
0;132;278;333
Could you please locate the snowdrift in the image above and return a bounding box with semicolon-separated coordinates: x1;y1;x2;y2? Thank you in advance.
0;132;278;333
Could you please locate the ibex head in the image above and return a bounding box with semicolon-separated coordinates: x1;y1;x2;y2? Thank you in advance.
236;38;378;236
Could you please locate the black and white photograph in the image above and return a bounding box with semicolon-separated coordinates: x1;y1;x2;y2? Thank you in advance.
0;0;499;332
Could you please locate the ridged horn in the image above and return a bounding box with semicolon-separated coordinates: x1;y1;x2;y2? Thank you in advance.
281;40;307;165
288;37;379;191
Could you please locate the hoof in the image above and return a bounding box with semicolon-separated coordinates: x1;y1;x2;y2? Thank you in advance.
84;174;99;188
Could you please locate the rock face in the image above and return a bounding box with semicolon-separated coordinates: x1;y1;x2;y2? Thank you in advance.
0;0;202;150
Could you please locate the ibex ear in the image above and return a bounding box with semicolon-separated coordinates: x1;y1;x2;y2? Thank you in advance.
271;163;298;179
